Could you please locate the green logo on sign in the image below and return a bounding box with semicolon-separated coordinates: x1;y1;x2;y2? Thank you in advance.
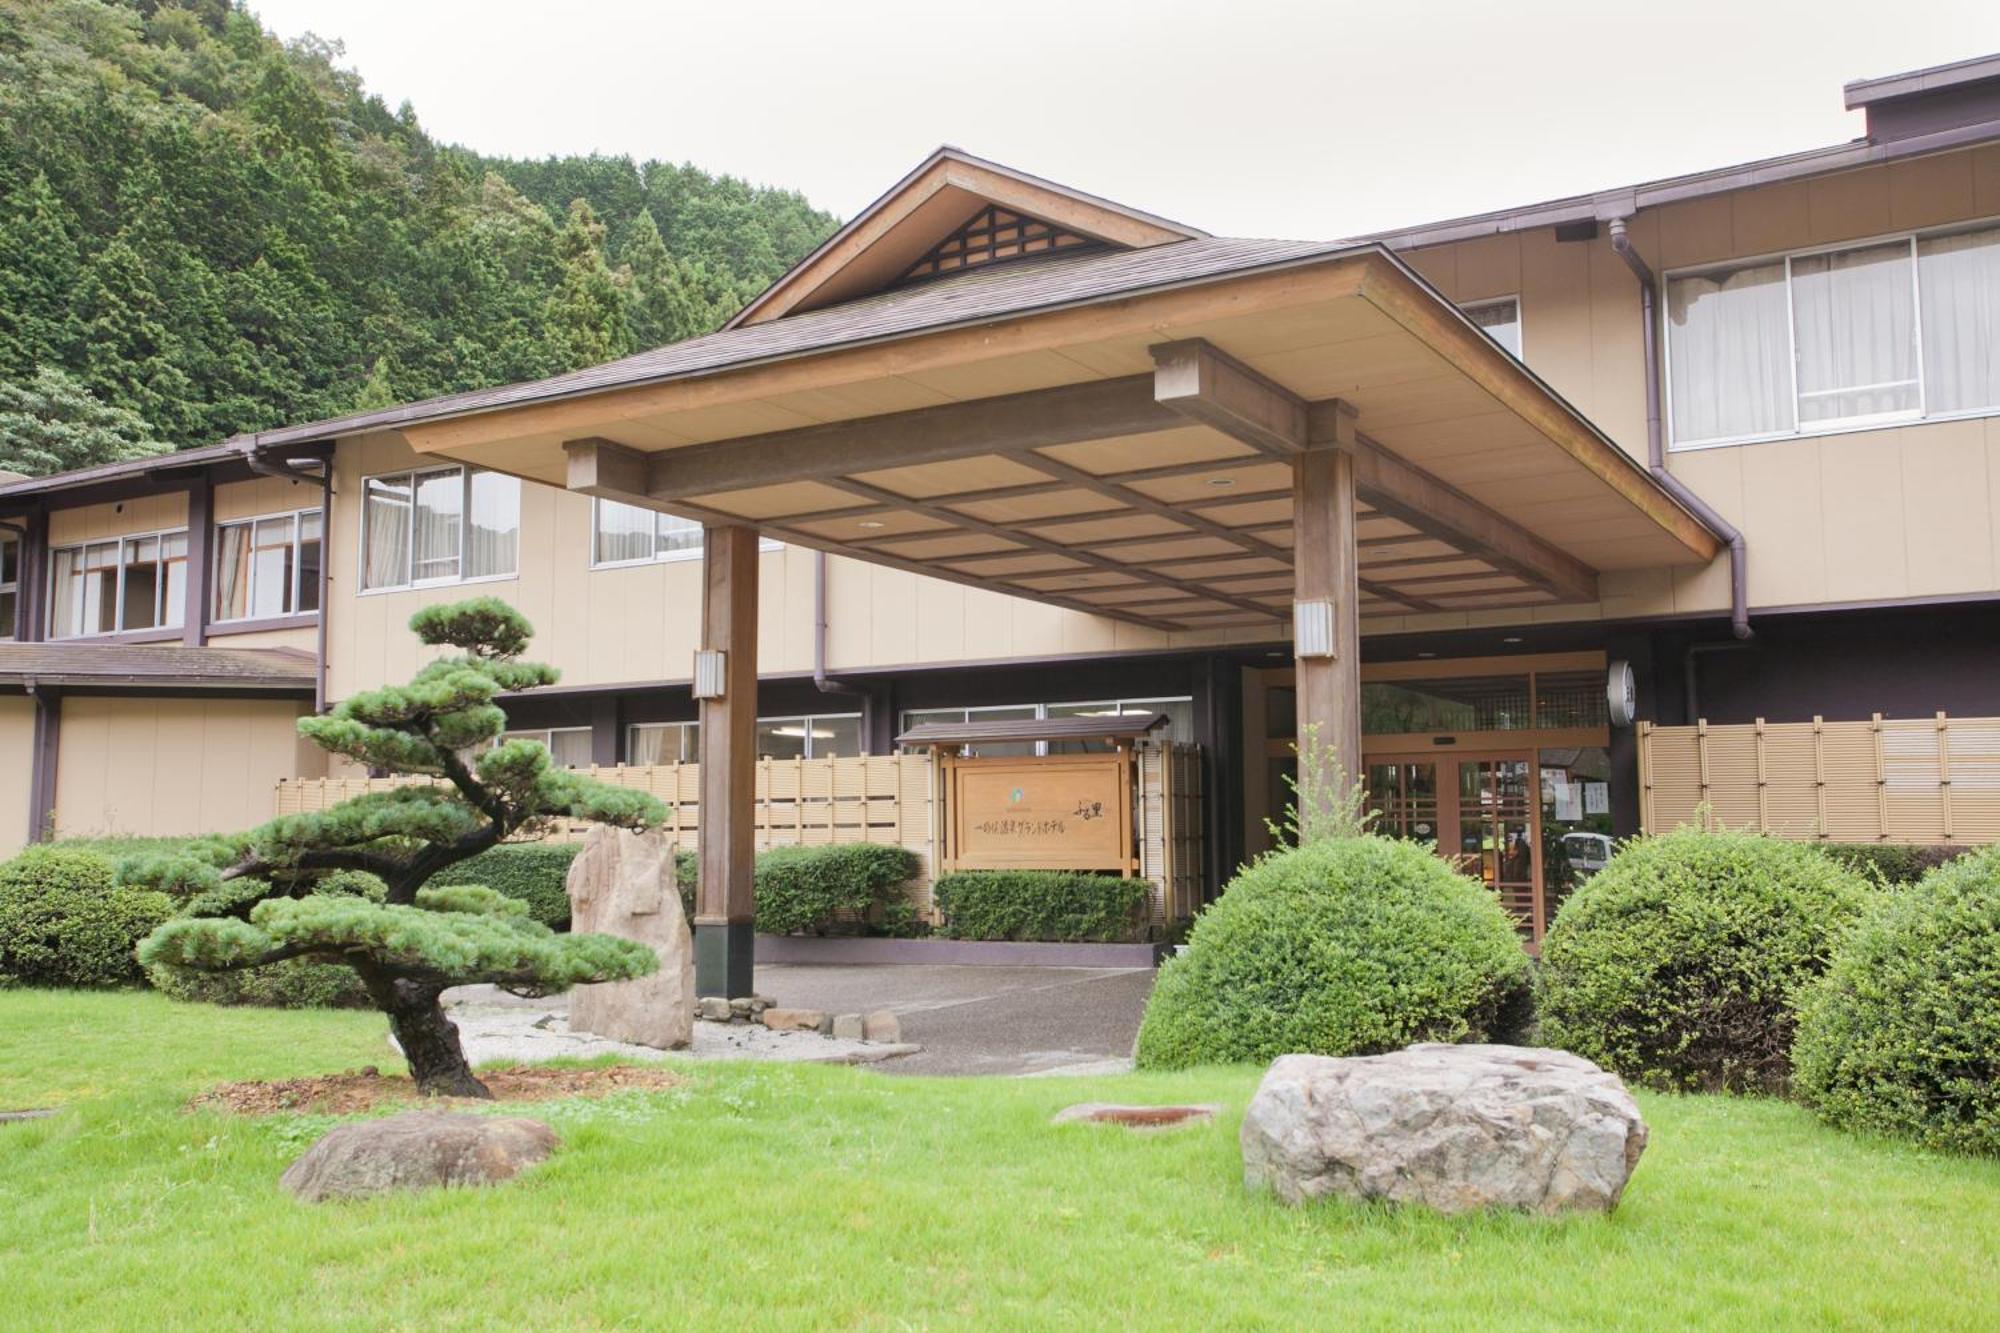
1010;787;1025;803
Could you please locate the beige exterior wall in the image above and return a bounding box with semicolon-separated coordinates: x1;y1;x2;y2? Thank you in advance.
214;474;319;524
0;697;33;857
1383;141;2000;632
46;491;188;547
50;696;324;840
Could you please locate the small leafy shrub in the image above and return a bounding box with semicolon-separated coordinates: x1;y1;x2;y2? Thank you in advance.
1820;843;1967;888
1794;846;2000;1154
933;871;1148;942
753;843;920;936
1133;837;1532;1069
675;849;696;923
1538;828;1873;1093
431;843;583;928
0;846;173;988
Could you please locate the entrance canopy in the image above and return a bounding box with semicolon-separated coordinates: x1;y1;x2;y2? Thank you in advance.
256;148;1721;631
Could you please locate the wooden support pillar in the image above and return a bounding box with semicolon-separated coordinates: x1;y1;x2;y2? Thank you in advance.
1291;415;1362;789
694;524;760;998
27;685;59;844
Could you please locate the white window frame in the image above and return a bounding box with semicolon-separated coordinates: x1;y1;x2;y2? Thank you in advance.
588;497;782;570
0;531;17;641
627;720;699;765
1461;295;1523;358
499;726;594;770
357;465;519;594
213;506;322;623
46;526;188;639
755;712;863;760
1663;216;2000;453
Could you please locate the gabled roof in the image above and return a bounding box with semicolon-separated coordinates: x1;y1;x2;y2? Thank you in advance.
724;146;1208;329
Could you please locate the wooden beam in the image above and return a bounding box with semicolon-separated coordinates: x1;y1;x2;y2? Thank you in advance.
638;376;1178;499
695;524;759;999
565;436;651;500
1152;339;1308;456
1292;448;1362;784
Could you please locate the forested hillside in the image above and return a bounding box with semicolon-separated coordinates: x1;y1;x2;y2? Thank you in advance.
0;0;838;473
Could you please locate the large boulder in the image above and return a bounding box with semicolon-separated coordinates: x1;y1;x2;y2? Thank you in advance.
566;825;694;1049
1240;1044;1647;1216
280;1111;558;1202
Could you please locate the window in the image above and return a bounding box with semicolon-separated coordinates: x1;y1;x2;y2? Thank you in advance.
901;704;1040;757
1667;222;2000;449
500;727;594;770
1463;297;1522;357
48;530;186;638
592;498;703;566
626;713;863;763
0;533;16;639
215;509;321;622
628;721;698;765
360;466;518;590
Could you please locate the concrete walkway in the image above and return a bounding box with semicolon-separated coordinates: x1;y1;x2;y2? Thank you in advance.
757;963;1155;1077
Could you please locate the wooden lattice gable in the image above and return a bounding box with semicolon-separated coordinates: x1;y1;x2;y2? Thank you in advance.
895;206;1108;285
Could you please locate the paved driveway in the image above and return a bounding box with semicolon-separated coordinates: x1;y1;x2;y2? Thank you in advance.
756;963;1155;1077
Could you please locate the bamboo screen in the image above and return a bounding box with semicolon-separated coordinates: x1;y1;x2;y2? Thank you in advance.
275;744;1208;920
1638;714;2000;844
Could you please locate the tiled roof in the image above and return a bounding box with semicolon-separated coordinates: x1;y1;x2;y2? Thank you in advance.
896;712;1169;748
230;237;1358;448
0;642;316;691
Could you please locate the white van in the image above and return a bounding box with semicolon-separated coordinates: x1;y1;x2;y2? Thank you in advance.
1560;832;1614;878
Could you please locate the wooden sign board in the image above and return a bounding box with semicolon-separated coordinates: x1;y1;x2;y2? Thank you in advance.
943;752;1135;873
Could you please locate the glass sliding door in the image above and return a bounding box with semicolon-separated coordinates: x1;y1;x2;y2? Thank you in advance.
1452;756;1539;936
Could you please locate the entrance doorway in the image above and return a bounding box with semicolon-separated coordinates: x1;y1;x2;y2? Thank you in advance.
1243;653;1614;943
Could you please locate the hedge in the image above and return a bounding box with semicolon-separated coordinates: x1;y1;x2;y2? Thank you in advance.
1134;836;1533;1069
1538;828;1874;1094
1820;843;1968;888
430;843;584;928
932;871;1147;942
753;843;920;936
0;846;173;989
1794;846;2000;1154
147;957;373;1009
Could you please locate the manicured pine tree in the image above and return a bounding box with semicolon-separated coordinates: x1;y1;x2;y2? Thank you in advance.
129;600;665;1098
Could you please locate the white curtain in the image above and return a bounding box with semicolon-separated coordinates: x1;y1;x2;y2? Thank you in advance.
655;512;702;558
1920;225;2000;415
465;470;518;578
215;524;250;620
362;476;411;590
411;468;462;582
297;510;323;612
628;723;693;765
548;729;595;769
595;498;654;564
1791;241;1918;424
1667;260;1795;444
250;517;292;617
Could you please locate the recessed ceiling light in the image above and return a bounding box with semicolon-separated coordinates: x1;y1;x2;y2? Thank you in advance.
857;520;885;529
1502;636;1523;644
1208;477;1236;487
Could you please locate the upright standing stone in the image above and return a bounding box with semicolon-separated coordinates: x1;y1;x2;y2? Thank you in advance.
566;825;694;1049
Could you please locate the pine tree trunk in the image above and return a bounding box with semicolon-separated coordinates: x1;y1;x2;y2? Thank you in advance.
365;971;491;1099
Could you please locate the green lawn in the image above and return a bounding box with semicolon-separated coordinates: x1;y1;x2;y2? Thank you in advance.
2;992;1997;1330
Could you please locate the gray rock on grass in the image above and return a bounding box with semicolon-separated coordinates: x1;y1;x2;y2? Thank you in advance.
1240;1044;1647;1216
281;1111;558;1202
566;825;694;1050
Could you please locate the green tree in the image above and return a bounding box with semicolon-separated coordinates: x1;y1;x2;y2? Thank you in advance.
129;600;665;1098
620;208;716;348
0;173;84;377
544;198;633;369
0;367;169;477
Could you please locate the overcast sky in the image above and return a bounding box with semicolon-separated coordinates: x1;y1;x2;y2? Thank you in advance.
248;0;1998;240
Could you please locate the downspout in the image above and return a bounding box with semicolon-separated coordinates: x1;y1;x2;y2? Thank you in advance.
1608;216;1753;640
243;442;333;712
812;549;863;700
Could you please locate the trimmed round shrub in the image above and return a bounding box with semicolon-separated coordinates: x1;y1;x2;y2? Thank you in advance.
0;847;173;988
1133;836;1533;1070
1538;827;1872;1093
146;956;372;1009
934;871;1148;942
1794;846;2000;1154
1820;843;1967;888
